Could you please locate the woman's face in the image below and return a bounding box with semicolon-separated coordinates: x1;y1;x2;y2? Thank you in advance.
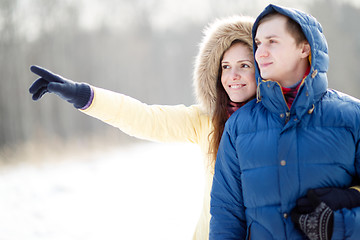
221;42;256;103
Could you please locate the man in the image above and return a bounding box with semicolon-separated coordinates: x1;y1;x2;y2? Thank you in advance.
210;4;360;240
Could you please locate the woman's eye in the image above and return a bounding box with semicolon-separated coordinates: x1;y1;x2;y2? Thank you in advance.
222;65;230;70
242;64;250;68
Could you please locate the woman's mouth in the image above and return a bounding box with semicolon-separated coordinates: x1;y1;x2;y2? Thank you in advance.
229;84;245;89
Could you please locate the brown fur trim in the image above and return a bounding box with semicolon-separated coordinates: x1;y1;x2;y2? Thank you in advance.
193;16;254;114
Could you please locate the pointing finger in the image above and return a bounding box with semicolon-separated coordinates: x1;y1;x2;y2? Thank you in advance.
30;65;62;82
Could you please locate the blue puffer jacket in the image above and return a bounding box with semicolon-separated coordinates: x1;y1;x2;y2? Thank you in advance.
210;4;360;240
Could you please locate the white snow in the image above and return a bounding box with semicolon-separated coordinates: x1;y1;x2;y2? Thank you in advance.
0;142;204;240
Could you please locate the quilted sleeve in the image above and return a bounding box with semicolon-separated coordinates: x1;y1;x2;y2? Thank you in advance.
80;86;210;144
209;121;247;239
331;114;360;240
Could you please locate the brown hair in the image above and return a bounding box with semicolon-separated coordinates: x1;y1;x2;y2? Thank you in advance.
208;40;253;170
258;12;307;46
192;16;254;171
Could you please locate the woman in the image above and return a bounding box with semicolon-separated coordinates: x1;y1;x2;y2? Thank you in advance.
29;16;256;239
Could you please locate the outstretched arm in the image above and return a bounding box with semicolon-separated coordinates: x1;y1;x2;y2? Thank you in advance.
29;65;210;144
81;86;209;143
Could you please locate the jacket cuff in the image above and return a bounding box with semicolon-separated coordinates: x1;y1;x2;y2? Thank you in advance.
74;83;92;109
80;85;94;110
349;185;360;193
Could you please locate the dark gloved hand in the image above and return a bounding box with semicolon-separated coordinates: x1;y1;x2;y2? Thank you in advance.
29;65;91;109
291;190;334;240
295;187;360;212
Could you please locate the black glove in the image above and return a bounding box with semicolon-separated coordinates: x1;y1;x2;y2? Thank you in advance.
29;65;91;109
291;189;334;240
295;187;360;212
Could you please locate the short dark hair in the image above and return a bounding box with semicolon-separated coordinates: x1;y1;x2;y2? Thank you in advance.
258;12;307;46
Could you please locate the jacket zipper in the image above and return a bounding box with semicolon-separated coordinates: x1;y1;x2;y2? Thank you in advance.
273;81;291;124
285;111;291;124
259;79;306;125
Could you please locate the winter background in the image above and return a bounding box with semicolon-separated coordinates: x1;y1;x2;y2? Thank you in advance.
1;0;360;239
0;142;204;239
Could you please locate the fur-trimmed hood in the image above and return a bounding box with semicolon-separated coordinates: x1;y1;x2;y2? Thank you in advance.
193;16;254;115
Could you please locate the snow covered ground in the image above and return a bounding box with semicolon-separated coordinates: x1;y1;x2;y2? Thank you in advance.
0;142;204;240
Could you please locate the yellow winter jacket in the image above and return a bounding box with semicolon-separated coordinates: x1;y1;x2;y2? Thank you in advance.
81;87;213;239
81;15;254;239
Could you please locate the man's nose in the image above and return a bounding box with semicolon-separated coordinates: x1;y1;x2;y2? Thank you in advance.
255;45;269;59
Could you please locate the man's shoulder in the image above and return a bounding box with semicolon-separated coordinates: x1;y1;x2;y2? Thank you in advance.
322;89;360;110
320;90;360;126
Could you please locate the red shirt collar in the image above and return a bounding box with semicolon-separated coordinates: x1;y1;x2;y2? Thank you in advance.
281;66;310;109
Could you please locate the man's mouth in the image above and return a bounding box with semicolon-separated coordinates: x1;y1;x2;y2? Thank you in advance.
259;62;272;68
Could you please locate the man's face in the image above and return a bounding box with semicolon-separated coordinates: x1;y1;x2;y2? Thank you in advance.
254;15;308;87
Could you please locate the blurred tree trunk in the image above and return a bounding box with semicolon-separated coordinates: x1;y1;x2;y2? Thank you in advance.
0;0;200;154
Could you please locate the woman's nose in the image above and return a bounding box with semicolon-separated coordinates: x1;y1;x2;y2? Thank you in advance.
231;69;241;80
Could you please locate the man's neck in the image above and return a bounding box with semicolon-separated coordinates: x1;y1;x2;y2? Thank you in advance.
278;61;310;87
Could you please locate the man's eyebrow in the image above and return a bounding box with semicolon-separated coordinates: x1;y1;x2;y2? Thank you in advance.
255;34;279;41
265;35;279;39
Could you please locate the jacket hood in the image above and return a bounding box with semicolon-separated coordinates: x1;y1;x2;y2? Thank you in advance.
253;4;329;117
193;16;254;115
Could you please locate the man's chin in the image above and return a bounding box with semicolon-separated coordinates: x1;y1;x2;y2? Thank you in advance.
260;73;270;80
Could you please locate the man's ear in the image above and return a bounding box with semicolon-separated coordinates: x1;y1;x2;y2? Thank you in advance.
300;41;311;58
